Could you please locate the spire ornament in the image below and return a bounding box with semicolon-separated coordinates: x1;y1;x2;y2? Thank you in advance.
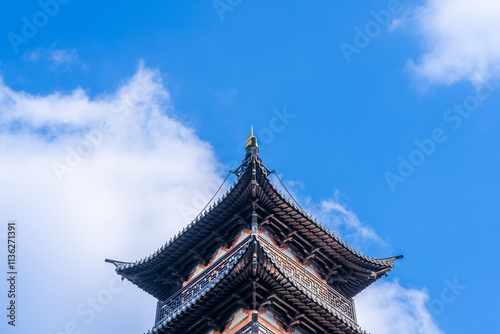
244;125;259;161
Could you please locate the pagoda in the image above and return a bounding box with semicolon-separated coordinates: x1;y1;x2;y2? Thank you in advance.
106;129;402;334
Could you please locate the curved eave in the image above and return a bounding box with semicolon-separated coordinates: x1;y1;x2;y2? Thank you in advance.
108;157;402;298
258;169;400;271
149;237;371;334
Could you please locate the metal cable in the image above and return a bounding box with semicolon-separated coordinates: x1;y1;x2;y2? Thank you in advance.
193;169;234;222
269;171;305;212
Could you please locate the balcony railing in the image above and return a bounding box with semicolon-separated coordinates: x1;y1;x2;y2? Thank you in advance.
154;234;357;330
154;237;252;327
258;236;357;322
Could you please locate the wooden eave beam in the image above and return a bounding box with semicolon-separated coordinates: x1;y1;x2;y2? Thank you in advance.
158;210;247;275
282;230;297;243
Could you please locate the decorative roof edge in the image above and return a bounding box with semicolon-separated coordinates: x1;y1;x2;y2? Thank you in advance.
111;174;248;272
264;171;402;267
108;156;402;274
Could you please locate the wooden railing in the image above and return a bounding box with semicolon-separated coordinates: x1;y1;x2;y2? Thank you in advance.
154;237;252;326
154;235;358;330
259;236;357;322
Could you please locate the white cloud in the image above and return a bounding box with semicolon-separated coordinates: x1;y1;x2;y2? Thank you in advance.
51;49;80;65
356;280;444;334
408;0;500;85
23;47;85;71
314;198;386;247
0;63;223;333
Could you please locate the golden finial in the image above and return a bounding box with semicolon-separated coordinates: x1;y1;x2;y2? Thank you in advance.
246;125;258;148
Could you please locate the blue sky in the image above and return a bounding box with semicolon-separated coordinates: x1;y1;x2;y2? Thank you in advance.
1;1;499;333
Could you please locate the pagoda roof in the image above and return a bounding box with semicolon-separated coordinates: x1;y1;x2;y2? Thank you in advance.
146;235;371;334
107;149;401;300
